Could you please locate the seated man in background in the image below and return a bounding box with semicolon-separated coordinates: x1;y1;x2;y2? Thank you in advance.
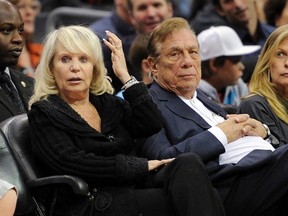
139;17;288;216
129;33;152;85
197;26;260;106
116;33;151;98
0;0;34;122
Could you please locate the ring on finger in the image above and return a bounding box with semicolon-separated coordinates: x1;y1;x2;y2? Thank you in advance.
115;45;122;50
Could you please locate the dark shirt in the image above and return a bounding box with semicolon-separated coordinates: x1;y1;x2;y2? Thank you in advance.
190;3;227;35
238;94;288;147
0;68;34;123
90;10;135;40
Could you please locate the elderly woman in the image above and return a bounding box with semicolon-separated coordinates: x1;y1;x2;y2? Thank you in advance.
27;25;225;216
238;24;288;147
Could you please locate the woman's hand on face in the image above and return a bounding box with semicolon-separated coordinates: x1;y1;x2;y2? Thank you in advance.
103;30;131;84
148;158;175;171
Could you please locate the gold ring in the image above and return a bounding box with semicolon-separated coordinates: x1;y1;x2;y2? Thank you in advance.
115;45;122;50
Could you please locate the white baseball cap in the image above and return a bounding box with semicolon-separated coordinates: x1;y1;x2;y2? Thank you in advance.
197;26;261;61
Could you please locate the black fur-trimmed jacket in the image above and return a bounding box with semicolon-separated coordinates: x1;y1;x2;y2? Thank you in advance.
28;83;162;187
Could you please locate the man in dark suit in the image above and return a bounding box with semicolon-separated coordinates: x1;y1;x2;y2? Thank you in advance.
0;0;34;123
139;17;288;216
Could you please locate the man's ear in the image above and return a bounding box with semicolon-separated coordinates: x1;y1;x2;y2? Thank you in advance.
147;57;157;70
141;59;151;75
209;58;219;74
147;57;158;77
141;59;153;84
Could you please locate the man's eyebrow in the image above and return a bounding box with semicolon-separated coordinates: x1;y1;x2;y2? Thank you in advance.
165;45;199;51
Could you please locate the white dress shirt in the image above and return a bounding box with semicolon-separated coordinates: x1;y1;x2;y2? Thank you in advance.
179;91;275;165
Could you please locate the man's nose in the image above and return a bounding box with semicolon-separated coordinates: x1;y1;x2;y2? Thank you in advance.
238;61;245;71
12;30;23;44
146;6;157;16
181;52;194;68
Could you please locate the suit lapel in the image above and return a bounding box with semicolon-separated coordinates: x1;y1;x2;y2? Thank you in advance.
150;82;226;130
9;68;33;110
0;90;16;115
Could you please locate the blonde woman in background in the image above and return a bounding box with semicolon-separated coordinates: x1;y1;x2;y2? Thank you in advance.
238;25;288;147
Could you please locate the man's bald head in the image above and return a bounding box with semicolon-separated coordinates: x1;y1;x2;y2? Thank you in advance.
0;0;18;12
0;0;24;68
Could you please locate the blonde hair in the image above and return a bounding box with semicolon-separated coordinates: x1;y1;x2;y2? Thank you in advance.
248;24;288;124
29;25;114;108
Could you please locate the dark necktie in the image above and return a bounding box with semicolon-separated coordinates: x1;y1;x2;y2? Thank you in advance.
0;71;25;114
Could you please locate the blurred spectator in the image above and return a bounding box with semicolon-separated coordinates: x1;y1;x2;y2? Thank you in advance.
8;0;43;77
90;0;136;93
171;0;209;21
191;0;275;83
264;0;288;28
129;33;152;85
197;26;260;106
91;0;133;40
254;0;267;23
128;0;173;34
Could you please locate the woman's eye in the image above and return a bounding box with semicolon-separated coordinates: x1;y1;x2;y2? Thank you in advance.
80;56;88;63
61;56;70;63
276;51;286;57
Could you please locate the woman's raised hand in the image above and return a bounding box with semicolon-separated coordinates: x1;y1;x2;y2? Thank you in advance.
103;30;131;84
